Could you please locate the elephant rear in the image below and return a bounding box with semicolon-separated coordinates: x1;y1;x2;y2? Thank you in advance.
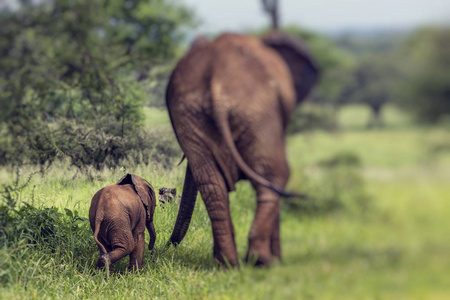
89;175;156;270
89;185;143;254
166;33;297;192
165;32;319;266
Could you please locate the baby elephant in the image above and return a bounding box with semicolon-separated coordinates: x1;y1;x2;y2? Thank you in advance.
89;174;156;271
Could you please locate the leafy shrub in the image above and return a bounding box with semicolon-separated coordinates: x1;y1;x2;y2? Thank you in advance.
0;177;95;285
318;151;361;168
0;120;182;175
49;120;181;172
284;151;371;215
397;27;450;123
288;104;338;134
0;0;193;171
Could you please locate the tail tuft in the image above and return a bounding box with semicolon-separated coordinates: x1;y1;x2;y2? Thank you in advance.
93;218;107;254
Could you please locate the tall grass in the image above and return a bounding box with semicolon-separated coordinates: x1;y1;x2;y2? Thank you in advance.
0;105;449;299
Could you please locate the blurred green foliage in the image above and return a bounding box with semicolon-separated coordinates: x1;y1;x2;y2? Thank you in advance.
278;27;402;129
335;27;450;125
0;173;95;283
288;103;337;134
0;0;193;169
397;27;450;123
284;151;371;215
344;53;401;128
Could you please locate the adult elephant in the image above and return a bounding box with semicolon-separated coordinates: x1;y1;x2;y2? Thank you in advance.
166;32;319;267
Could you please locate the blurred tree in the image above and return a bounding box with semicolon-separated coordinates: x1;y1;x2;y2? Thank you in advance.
0;0;194;169
334;30;407;57
331;30;409;127
261;0;279;30
398;27;450;123
345;54;400;128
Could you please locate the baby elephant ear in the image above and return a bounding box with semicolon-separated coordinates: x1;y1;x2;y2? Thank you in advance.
117;174;156;219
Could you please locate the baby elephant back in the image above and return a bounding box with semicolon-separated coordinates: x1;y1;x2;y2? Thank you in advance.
117;173;156;220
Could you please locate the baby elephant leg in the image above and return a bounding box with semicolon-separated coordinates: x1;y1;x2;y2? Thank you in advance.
128;232;145;271
147;221;156;250
97;230;135;270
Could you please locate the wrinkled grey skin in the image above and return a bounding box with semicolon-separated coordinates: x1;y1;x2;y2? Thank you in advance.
89;174;156;271
166;32;319;267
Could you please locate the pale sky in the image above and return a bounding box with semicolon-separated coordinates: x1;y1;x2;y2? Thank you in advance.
183;0;450;33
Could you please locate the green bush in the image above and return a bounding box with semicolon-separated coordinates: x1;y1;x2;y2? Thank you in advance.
0;119;182;174
0;177;95;285
397;27;450;123
288;104;338;134
48;120;181;172
0;0;194;171
284;151;371;215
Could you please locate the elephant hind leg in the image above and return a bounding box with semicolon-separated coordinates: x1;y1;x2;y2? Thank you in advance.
246;154;289;266
246;188;280;266
270;207;281;260
128;232;145;271
98;229;135;270
190;158;238;267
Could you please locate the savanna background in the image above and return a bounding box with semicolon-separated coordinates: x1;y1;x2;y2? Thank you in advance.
1;0;449;298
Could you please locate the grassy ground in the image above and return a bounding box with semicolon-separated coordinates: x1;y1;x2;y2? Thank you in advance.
1;105;449;299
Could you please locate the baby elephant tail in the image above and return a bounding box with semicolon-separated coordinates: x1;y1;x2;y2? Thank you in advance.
93;217;107;255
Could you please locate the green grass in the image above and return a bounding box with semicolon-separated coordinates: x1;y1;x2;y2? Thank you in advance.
1;105;450;299
142;107;172;129
338;104;413;131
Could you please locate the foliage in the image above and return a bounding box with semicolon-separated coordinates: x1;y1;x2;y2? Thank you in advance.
334;26;450;126
343;53;401;127
0;170;96;285
44;120;181;173
334;30;407;57
145;64;176;107
272;26;402;129
0;0;194;169
0;106;449;297
397;26;450;123
288;103;337;134
284;151;371;215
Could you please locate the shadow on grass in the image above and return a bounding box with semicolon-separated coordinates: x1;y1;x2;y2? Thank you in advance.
147;244;218;271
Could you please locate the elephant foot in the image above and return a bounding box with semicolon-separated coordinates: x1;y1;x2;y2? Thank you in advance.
246;237;273;267
213;244;239;268
245;251;273;267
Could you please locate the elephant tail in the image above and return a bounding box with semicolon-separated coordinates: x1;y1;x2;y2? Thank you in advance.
214;110;304;198
93;216;107;255
167;165;198;246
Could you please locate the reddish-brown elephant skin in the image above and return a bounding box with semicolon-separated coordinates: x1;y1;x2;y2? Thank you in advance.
89;174;156;270
166;32;319;267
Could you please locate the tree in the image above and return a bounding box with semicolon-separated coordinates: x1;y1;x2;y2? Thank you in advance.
261;0;279;30
398;26;450;123
344;53;400;128
0;0;194;169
